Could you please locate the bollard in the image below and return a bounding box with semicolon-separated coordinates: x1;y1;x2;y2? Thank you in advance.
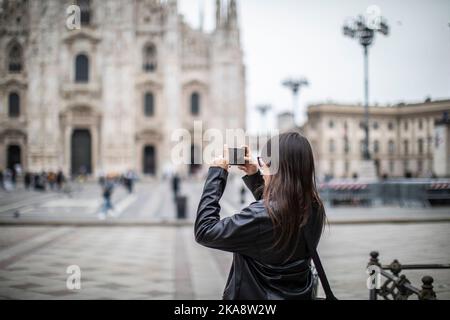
176;196;187;219
419;276;436;300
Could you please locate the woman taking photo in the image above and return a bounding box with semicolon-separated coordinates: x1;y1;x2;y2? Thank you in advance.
195;131;334;300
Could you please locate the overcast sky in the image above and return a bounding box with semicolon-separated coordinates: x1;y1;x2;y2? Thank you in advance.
179;0;450;133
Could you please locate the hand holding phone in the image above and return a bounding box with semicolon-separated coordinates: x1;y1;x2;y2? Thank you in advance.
228;147;246;165
237;145;259;175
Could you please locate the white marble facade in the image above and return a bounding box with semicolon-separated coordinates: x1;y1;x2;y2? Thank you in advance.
0;0;246;178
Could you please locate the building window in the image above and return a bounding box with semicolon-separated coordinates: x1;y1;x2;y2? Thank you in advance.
418;118;423;130
388;140;395;155
8;92;20;118
144;92;154;117
344;137;350;154
190;92;200;116
143;43;157;72
329;160;335;177
418;159;423;173
373;121;379;130
388;122;394;130
404;160;409;172
344;161;349;174
389;160;395;174
359;121;365;130
7;42;23;73
75;54;89;83
329;139;335;153
418;138;424;155
404;120;408;131
328;120;334;129
403;140;409;155
78;0;91;26
373;140;379;154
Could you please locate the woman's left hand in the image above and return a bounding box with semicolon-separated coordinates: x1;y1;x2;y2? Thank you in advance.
211;145;230;171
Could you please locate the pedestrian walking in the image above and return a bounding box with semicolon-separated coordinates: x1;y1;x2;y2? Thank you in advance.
3;169;13;191
56;170;65;191
24;172;32;190
34;171;46;191
98;176;116;220
47;171;56;190
11;167;17;189
124;170;135;194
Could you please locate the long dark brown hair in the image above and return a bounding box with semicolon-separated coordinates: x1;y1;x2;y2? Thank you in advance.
262;131;325;257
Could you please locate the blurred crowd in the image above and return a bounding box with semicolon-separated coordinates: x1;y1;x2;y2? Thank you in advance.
0;164;66;192
0;164;139;196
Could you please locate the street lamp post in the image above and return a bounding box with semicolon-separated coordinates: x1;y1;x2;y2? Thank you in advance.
343;14;389;160
282;78;309;127
256;104;272;131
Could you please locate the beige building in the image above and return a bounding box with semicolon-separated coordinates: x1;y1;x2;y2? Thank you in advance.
300;99;450;179
0;0;246;178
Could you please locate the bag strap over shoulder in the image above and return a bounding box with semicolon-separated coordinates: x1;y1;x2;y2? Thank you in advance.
306;240;337;300
303;225;337;300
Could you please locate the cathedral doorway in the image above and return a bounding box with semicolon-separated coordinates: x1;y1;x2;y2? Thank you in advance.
71;129;92;175
7;145;21;170
143;145;156;175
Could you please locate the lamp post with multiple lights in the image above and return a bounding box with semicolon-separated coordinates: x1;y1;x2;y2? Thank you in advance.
282;78;309;127
343;14;389;160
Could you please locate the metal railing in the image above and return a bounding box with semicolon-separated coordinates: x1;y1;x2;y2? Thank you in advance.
367;251;450;300
319;180;450;207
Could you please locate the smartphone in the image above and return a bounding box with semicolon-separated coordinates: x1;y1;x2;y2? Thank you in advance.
228;147;246;165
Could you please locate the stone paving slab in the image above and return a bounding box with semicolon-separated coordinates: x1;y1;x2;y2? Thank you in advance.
2;179;450;225
0;222;449;300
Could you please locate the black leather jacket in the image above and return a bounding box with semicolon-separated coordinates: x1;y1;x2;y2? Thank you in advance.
195;167;324;300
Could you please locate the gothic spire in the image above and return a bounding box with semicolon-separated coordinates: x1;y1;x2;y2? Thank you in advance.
215;0;221;29
228;0;237;27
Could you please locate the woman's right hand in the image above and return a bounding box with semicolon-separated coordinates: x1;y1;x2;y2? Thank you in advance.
238;145;259;176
